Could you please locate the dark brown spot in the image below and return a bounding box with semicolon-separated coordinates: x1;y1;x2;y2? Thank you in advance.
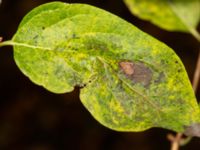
119;61;152;87
177;69;181;73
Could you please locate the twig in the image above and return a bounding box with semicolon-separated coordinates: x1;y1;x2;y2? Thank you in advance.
167;133;182;150
192;52;200;92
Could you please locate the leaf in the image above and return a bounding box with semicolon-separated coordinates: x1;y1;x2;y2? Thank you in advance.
5;2;200;135
124;0;200;39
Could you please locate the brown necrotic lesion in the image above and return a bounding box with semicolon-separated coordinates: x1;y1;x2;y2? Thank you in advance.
119;61;152;87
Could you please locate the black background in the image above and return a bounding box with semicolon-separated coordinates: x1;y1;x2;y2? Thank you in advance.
0;0;200;150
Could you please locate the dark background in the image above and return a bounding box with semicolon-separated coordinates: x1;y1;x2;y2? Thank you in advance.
0;0;199;150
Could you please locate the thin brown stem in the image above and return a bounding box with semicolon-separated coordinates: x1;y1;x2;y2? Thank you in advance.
192;51;200;92
168;133;182;150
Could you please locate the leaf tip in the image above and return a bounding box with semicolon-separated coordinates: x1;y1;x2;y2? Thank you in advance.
184;123;200;137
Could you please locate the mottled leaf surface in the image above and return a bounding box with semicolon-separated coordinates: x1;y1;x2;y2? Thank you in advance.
124;0;200;35
10;2;200;134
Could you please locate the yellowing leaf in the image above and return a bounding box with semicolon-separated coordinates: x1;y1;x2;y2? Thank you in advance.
124;0;200;39
1;2;200;136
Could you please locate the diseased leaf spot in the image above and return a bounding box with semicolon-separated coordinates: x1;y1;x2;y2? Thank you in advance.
119;61;134;75
119;61;152;86
84;39;109;51
155;72;165;83
33;35;39;45
33;35;39;40
72;33;76;39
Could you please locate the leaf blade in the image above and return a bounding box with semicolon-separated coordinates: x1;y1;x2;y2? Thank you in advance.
124;0;200;34
11;2;200;135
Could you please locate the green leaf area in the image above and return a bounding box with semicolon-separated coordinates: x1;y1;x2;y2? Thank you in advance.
124;0;200;39
9;2;200;134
